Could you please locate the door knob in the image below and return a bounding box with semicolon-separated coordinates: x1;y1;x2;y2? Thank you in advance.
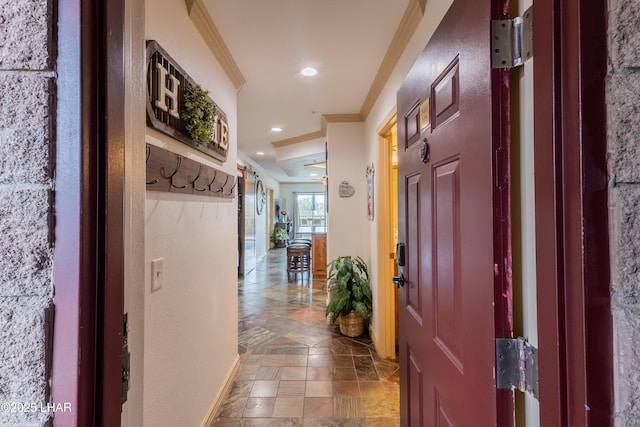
392;274;406;288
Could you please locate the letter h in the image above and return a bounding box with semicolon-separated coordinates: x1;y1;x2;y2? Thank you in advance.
155;62;181;119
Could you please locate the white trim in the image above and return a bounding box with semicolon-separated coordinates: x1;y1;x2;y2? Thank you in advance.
200;355;241;427
185;0;245;90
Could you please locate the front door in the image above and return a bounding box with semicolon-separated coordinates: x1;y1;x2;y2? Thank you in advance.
397;0;512;425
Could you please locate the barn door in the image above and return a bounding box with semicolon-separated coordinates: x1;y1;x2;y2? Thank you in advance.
396;0;513;425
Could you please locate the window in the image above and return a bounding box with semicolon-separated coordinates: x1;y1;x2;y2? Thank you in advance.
295;193;326;235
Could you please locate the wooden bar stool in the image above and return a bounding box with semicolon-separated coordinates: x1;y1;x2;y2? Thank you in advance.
286;243;311;281
290;238;311;247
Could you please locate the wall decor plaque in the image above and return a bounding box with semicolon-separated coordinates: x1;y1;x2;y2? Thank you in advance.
366;164;374;220
339;181;355;198
146;40;229;162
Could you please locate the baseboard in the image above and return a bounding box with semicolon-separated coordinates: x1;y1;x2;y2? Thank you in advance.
369;324;380;354
200;354;241;427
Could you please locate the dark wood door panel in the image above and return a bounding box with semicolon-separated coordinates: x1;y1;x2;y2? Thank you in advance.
405;172;423;319
432;159;462;372
406;348;425;426
397;0;512;425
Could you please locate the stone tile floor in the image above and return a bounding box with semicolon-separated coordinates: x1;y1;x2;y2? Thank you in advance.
213;248;400;426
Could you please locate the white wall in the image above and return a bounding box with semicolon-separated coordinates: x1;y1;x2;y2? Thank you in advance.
144;1;239;426
326;122;370;262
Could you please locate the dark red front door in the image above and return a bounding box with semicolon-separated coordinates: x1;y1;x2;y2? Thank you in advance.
397;0;512;425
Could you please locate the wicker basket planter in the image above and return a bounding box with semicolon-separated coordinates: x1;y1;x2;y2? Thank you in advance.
338;310;365;337
325;256;372;337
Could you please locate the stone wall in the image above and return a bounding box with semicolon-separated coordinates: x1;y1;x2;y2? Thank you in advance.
0;1;55;426
609;0;640;425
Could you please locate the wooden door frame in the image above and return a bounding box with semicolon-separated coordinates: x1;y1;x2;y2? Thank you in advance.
375;112;397;360
53;0;125;425
237;168;247;276
533;0;612;424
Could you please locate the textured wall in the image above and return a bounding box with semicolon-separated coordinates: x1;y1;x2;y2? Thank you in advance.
0;0;55;426
609;0;640;424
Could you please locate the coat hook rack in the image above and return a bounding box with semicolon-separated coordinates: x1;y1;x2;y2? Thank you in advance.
145;143;235;199
146;146;158;185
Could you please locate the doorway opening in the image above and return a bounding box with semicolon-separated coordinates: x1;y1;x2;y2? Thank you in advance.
375;115;399;359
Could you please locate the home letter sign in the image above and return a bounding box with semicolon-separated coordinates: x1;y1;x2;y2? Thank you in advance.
155;62;181;119
146;40;230;162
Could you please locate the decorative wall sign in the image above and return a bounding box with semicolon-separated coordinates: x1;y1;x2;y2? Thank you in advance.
146;40;230;162
366;164;374;220
339;181;355;198
146;144;236;198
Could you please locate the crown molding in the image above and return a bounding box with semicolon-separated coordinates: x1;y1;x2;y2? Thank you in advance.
272;113;365;148
322;114;364;123
271;130;325;148
359;0;424;120
186;0;422;146
185;0;246;90
321;114;364;135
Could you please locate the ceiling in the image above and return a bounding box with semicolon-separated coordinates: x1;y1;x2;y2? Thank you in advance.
201;0;411;183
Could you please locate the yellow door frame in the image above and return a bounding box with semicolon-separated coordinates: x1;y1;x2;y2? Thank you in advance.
375;111;398;359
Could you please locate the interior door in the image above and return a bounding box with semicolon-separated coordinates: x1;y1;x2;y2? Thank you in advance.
396;0;512;425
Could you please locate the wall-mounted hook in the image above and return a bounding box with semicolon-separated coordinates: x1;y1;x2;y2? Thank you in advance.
225;178;238;196
216;175;229;193
160;155;186;189
146;146;158;185
206;171;218;192
192;164;206;192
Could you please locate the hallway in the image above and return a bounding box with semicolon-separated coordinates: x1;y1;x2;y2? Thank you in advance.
213;249;400;426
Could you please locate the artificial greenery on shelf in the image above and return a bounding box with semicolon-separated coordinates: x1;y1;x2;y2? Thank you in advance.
182;84;216;146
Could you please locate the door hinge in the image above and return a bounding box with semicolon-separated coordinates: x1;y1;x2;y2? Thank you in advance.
496;337;538;399
491;6;533;69
122;313;131;405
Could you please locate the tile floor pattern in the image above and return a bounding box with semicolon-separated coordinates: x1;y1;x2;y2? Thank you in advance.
213;249;400;427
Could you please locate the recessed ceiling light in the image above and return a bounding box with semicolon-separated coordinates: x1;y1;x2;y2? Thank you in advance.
256;151;265;156
271;127;282;132
310;173;318;177
300;67;318;77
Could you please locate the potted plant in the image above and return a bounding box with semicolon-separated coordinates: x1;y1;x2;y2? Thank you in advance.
325;256;373;337
272;227;288;248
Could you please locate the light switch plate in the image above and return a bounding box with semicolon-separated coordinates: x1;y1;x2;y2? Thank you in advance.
151;258;164;292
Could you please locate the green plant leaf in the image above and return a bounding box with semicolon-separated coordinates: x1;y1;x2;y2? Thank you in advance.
353;301;371;319
182;84;216;146
325;255;372;324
